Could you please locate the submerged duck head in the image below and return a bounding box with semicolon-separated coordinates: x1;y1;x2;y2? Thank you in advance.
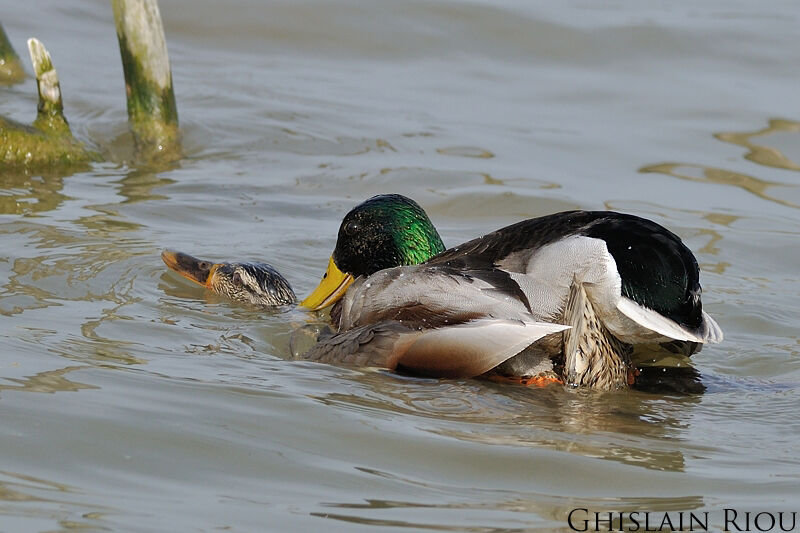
161;250;295;307
301;194;445;310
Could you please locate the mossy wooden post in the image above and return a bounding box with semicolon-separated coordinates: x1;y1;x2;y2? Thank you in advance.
0;22;25;84
28;38;70;136
112;0;181;163
0;39;95;171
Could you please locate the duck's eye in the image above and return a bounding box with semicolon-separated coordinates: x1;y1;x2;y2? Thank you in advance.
232;272;242;285
344;221;359;235
199;261;211;270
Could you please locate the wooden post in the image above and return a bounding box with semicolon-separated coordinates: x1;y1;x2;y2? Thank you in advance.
0;23;25;84
111;0;181;163
28;38;70;135
0;38;96;171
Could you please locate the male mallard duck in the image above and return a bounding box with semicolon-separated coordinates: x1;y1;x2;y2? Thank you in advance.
300;194;722;390
161;250;295;307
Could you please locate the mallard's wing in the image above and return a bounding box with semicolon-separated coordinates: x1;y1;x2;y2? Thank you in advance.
335;264;537;330
426;211;722;345
301;263;568;377
301;318;568;378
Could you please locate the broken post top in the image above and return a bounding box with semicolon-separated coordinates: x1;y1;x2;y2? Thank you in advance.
27;38;70;135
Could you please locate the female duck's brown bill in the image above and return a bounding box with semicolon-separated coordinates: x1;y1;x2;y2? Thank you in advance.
161;250;218;287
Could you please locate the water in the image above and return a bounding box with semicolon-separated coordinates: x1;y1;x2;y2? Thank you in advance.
1;1;799;531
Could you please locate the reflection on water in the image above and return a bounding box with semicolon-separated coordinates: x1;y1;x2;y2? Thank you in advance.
0;470;71;503
0;171;72;216
292;167;560;199
0;218;155;366
0;148;174;225
273;130;395;157
431;393;694;473
640;162;798;209
0;470;108;532
315;467;704;531
695;212;736;273
116;169;175;205
641;118;800;210
314;371;696;472
436;146;495;159
0;366;97;395
715;118;800;171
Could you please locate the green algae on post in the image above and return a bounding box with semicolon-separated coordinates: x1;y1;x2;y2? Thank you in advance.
0;39;96;172
0;116;92;171
0;23;25;84
112;0;181;163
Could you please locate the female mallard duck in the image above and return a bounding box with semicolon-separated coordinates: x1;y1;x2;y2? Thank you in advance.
300;194;722;390
161;250;295;306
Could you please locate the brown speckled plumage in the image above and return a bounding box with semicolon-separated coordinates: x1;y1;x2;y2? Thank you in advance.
562;281;633;390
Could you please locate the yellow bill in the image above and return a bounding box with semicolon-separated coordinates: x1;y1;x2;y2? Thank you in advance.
300;256;354;310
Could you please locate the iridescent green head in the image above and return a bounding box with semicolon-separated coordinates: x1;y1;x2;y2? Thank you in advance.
301;194;444;310
333;194;444;277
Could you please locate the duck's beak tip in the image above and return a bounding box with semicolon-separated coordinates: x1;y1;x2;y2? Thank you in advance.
300;256;353;311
